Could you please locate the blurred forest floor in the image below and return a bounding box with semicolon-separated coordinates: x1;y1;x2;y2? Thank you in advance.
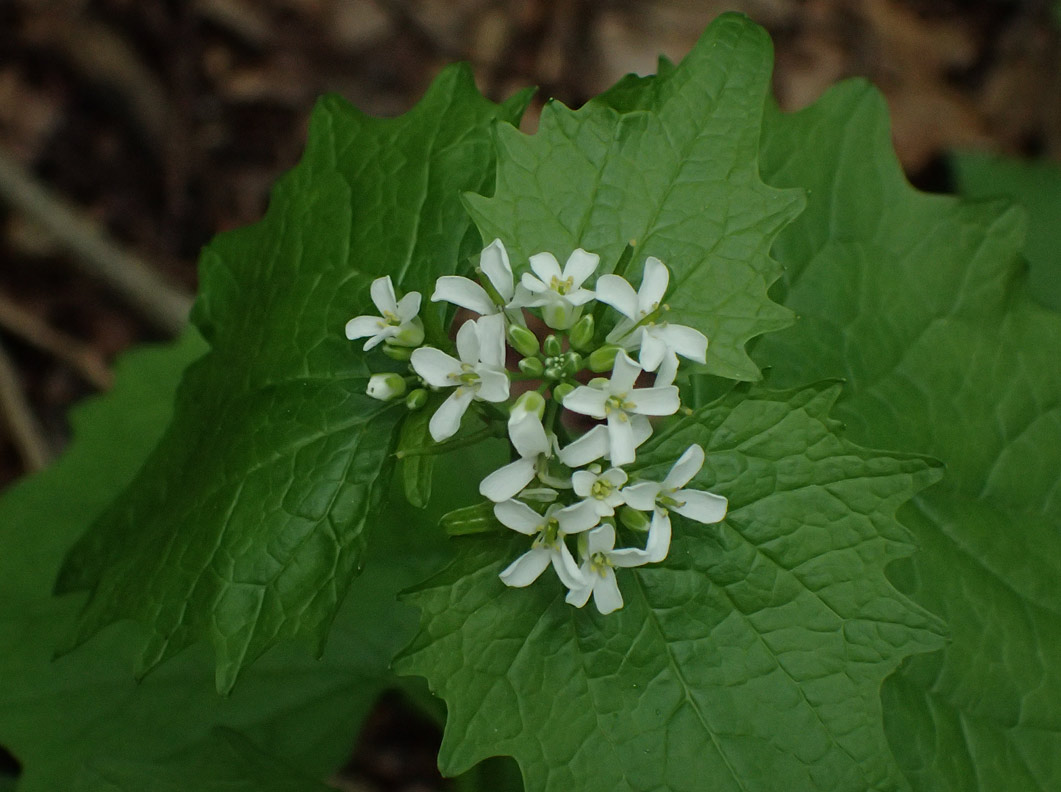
0;1;1059;789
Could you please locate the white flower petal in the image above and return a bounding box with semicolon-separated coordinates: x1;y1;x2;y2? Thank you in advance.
606;413;636;467
500;548;552;587
528;251;562;283
370;276;398;315
557;499;600;534
571;470;595;498
591;568;624;614
558;425;609;467
610;352;642;393
608;547;651;568
637;256;669;313
509;412;550;459
410;347;461;387
428;387;474;441
657;323;708;363
432;276;495;315
476;368;511;403
562;248;600;287
586;523;616;554
565;288;597;307
664;444;705;489
602;468;628;487
673;489;728;524
480;239;514;302
345;315;385;341
494;499;544;534
474;313;507;369
565;580;593;608
396;291;422;321
454;319;480;364
594;274;639;320
654;354;679;387
562;386;608;419
552;542;586;589
644;509;672;563
621;481;661;511
480;459;538;503
629;386;680;416
520;273;549;295
638;329;669;372
631;414;654;449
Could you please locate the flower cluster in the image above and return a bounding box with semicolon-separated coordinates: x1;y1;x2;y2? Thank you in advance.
346;240;727;614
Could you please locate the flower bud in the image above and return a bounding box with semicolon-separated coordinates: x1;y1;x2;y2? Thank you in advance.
542;334;562;357
512;390;546;420
543;365;563;381
563;351;583;376
367;373;407;401
588;344;621;372
518;357;544;377
507;324;540;357
619;506;650;532
404;388;428;410
382;343;414;361
569;315;595;350
392;317;425;347
552;383;574;404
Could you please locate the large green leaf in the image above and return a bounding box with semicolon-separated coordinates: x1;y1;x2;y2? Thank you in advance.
0;333;453;791
464;13;804;382
757;82;1061;791
952;152;1061;310
397;384;943;792
55;65;528;692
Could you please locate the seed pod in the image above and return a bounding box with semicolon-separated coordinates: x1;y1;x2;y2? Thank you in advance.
507;324;540;357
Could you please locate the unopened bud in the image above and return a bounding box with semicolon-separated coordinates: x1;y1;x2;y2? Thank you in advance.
507;324;540;357
512;390;546;420
404;388;428;410
564;352;583;375
588;344;621;372
367;373;407;401
619;506;651;532
552;383;575;404
519;357;544;377
544;365;563;381
542;334;562;357
382;343;414;361
569;315;595;350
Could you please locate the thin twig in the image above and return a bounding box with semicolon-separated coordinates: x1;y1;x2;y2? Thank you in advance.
0;338;51;472
0;148;192;336
0;293;113;390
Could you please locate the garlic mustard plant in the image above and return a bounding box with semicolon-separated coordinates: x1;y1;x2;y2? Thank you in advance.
348;240;728;613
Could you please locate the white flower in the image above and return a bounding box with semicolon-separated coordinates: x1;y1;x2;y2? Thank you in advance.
366;373;406;401
571;465;628;517
565;523;649;614
520;249;598;330
496;499;599;590
623;444;727;562
410;314;509;442
595;257;707;385
557;417;653;468
345;276;424;350
562;352;680;466
480;393;553;502
431;239;528;321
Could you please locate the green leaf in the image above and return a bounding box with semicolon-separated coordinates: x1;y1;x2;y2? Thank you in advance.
397;384;943;792
758;82;1061;791
55;64;528;692
74;730;331;792
0;333;460;790
399;405;437;508
952;152;1061;311
464;13;805;381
